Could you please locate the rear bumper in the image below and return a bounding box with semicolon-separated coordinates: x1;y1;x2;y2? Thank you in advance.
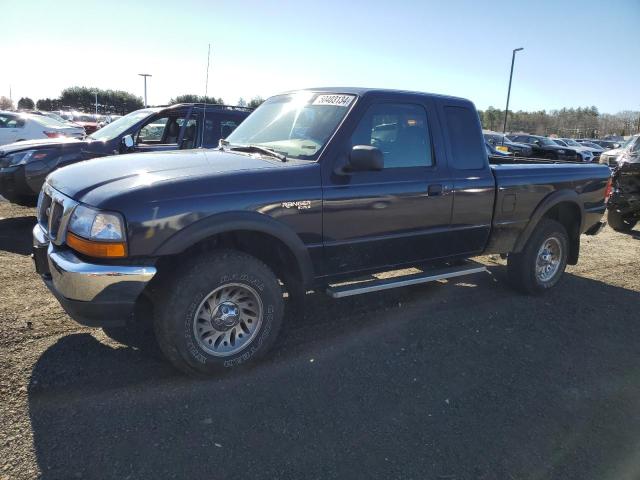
33;224;156;327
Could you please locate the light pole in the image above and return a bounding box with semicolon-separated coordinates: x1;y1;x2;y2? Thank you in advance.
502;47;524;141
138;73;152;107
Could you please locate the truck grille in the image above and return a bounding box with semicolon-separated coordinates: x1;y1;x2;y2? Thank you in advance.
37;184;78;245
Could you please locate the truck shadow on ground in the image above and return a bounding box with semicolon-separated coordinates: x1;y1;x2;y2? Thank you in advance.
27;267;640;479
0;215;36;255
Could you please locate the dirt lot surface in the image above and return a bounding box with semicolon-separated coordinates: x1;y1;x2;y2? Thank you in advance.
0;199;639;480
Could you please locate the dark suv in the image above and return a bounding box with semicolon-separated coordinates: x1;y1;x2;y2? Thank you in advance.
0;103;251;204
508;134;578;161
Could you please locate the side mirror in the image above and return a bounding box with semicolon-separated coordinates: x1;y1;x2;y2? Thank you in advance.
122;134;134;150
347;145;384;172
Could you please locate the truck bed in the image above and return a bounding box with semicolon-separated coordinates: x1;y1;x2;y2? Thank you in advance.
485;159;610;254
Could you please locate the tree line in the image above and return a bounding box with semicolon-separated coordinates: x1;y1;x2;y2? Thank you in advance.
168;94;264;109
479;106;640;138
1;88;265;114
4;89;636;137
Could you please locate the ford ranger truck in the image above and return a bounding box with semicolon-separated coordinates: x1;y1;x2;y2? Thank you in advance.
32;88;611;376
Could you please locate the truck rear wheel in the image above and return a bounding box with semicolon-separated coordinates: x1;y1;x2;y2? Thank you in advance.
607;209;637;232
154;249;284;376
507;219;569;294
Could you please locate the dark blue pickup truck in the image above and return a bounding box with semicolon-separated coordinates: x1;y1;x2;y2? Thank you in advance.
32;88;610;376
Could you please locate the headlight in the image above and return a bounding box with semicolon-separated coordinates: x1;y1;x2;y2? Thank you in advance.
0;150;39;168
66;205;127;258
3;149;55;168
68;205;125;241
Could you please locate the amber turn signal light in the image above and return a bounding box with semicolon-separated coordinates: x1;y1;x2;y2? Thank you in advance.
66;232;127;258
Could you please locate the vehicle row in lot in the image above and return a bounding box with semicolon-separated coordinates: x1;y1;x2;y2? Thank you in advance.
507;134;578;161
0;103;251;204
485;131;632;164
31;87;611;376
483;131;533;157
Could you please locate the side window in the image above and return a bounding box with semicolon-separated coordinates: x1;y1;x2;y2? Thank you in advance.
181;118;199;149
350;103;433;168
137;115;186;144
202;117;241;148
444;106;486;170
0;115;23;128
221;120;239;139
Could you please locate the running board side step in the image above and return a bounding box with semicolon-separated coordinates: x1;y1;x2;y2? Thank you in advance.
326;261;488;299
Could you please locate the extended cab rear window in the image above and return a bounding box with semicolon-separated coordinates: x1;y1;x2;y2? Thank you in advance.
444;106;486;170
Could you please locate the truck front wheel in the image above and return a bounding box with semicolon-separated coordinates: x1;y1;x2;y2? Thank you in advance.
154;249;284;376
507;219;569;294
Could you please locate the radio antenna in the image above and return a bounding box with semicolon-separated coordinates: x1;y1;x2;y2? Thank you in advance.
202;43;211;148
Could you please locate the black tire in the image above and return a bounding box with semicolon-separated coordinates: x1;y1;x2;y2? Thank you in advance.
154;249;284;376
607;209;637;232
507;219;569;294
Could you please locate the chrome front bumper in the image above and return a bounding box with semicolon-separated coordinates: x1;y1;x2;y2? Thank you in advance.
33;224;156;326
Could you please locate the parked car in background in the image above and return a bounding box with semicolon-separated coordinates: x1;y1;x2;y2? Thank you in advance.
558;138;602;160
508;134;578;160
26;110;84;129
600;135;640;169
607;135;640;231
70;112;100;134
0;111;84;147
0;103;251;204
581;139;623;150
483;131;532;156
31;87;610;376
552;138;595;162
577;140;606;152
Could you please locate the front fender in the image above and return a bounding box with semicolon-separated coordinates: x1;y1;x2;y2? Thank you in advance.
153;211;315;286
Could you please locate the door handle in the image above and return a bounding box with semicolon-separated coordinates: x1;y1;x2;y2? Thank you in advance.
428;184;443;196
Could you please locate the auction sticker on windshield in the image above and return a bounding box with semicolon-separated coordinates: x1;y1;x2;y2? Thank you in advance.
312;94;355;107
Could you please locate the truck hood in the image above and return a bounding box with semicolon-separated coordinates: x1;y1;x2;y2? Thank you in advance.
0;137;87;155
47;148;283;202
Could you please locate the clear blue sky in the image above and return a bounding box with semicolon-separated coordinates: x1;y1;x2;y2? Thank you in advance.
2;0;638;113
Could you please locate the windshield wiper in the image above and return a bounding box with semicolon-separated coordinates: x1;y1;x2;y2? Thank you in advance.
226;143;287;162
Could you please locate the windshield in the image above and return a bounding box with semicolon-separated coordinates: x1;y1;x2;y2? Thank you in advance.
89;109;154;141
553;139;567;146
563;139;581;147
620;136;636;149
225;92;356;160
30;114;69;128
484;133;503;143
44;112;67;124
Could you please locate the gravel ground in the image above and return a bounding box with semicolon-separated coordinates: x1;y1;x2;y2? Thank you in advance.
0;199;639;480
